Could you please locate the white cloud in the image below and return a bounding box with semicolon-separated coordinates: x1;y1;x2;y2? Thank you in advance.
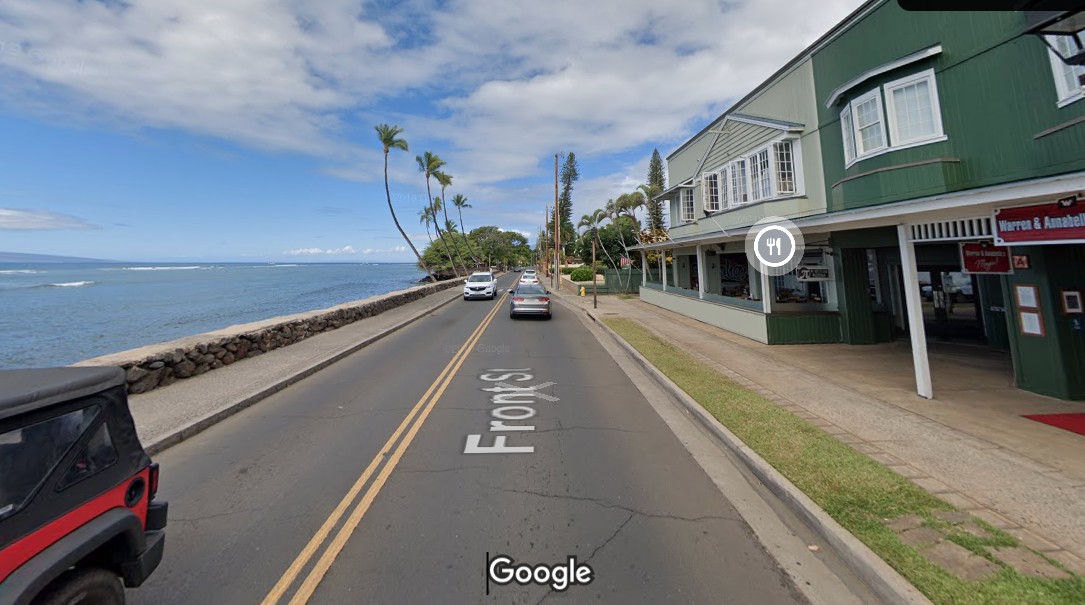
284;245;358;255
1;0;864;191
0;208;99;230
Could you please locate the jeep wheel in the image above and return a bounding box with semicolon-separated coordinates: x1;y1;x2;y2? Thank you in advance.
34;568;123;605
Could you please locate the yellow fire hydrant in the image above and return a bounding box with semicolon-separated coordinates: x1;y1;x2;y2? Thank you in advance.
580;286;586;297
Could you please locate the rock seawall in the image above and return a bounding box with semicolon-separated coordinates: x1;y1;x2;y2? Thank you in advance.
74;279;462;395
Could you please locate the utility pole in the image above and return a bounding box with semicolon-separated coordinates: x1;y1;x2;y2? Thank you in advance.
592;231;597;309
542;204;549;276
554;153;560;291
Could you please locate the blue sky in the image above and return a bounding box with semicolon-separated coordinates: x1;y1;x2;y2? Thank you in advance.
0;0;863;263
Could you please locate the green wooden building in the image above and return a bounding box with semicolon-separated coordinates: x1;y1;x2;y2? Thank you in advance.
633;1;1085;400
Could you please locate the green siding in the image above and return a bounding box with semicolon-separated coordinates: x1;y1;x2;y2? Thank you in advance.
836;248;878;344
1004;246;1085;400
766;314;842;344
812;4;1085;212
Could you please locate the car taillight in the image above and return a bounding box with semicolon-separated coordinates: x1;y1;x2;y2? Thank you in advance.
538;297;549;302
148;462;160;500
513;297;525;301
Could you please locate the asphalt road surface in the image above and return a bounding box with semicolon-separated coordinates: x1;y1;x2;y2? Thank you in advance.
129;273;867;604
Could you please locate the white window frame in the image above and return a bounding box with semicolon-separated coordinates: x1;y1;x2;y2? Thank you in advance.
680;188;695;223
730;158;749;206
840;105;856;165
883;68;945;147
773;140;796;195
702;172;721;213
1047;34;1085;107
748;148;771;202
718;166;731;209
850;89;888;158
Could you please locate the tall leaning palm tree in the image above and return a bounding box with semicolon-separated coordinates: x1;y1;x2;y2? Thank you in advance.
451;193;481;268
416;152;458;275
375;124;435;282
434;170;468;275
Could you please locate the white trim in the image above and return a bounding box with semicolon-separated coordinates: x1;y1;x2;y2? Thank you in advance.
840;105;856;165
727;114;805;132
702;171;721;213
680;188;696;223
844;135;948;168
825;45;943;109
883;68;944;146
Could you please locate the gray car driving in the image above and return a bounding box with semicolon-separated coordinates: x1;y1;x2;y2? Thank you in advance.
509;283;552;319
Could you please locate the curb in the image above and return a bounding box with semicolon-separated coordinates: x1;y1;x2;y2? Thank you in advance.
143;287;463;456
584;308;933;605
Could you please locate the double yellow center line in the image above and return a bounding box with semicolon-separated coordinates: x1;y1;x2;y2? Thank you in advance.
261;288;510;605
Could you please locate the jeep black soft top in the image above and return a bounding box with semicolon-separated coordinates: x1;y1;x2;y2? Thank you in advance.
0;366;166;605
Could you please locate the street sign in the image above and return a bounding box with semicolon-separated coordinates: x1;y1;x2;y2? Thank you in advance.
993;200;1085;245
960;242;1013;274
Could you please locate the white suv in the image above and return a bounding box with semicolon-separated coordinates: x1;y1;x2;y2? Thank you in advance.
463;272;497;300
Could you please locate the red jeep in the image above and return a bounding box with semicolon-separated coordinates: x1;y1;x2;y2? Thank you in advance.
0;367;167;605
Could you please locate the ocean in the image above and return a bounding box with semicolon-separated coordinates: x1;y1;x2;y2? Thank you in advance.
0;262;427;369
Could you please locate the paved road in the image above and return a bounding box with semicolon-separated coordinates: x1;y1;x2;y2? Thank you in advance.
130;273;853;604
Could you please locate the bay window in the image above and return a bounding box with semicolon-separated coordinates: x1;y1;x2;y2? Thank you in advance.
839;68;946;167
1048;34;1085;107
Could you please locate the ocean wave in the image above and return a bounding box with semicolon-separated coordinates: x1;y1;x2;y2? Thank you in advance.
48;281;95;288
272;264;300;267
121;266;203;271
0;269;42;274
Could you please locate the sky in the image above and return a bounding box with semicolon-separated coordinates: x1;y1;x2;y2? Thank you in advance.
0;0;865;263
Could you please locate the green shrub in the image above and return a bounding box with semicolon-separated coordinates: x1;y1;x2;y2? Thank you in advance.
569;266;595;281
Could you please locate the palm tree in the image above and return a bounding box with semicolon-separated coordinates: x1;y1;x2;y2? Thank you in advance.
416;152;458;275
418;205;434;244
579;209;621;281
451;193;481;268
434;170;468;275
375;124;435;282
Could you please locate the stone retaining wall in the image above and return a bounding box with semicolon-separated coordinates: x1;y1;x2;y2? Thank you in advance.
74;279;463;395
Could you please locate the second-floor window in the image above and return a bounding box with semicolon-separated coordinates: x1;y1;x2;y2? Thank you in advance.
1047;34;1085;107
841;68;945;166
681;188;695;223
730;158;749;206
702;172;720;213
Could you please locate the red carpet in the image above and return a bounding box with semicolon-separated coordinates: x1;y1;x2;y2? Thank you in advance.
1022;413;1085;437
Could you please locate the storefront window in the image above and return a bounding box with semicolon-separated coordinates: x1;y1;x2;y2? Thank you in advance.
774;251;832;305
719;254;752;299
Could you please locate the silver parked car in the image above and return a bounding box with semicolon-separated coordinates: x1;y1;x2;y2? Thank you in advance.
509;283;552;319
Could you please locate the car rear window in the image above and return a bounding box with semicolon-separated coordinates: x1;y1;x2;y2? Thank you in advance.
516;284;546;295
0;406;99;520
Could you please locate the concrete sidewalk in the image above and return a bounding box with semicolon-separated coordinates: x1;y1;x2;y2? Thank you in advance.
554;288;1085;575
128;285;464;454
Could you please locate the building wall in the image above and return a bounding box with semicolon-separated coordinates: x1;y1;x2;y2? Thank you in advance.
812;4;1085;213
667;56;828;241
640;287;769;343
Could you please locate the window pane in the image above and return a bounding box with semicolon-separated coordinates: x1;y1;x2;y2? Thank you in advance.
774;142;795;194
719;167;730;208
0;406;99;519
703;173;719;212
891;79;936;143
748;149;771;201
855;97;884;153
681;189;695;222
1049;35;1085;99
731;159;748;205
58;423;118;491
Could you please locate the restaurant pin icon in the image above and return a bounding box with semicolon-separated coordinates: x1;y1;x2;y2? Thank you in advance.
753;225;796;269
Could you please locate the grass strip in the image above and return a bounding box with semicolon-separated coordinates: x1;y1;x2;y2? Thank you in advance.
604;317;1085;605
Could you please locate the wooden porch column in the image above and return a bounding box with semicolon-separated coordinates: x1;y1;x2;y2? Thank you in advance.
898;224;933;399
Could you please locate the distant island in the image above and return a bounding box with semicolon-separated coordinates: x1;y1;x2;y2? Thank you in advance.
0;251;112;263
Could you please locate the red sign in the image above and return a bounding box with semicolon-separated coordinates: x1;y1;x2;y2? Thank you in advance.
993;201;1085;245
960;242;1012;274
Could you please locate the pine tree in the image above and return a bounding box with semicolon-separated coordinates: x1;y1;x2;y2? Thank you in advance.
645;149;667;232
648;148;666;191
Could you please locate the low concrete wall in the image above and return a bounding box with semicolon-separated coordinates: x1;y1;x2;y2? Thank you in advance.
640;287;769;343
73;279;463;395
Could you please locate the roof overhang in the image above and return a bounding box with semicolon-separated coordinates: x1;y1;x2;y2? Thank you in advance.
824;45;942;109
